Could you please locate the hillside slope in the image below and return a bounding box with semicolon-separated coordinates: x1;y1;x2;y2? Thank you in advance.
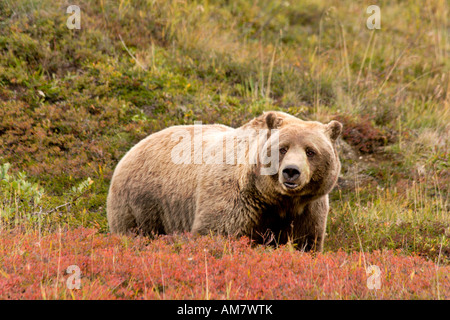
0;0;448;299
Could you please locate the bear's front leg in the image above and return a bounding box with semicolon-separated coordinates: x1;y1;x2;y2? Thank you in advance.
191;201;252;237
292;195;329;252
191;163;255;236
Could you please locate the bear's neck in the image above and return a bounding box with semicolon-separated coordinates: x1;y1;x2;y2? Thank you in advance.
239;185;309;242
240;170;311;216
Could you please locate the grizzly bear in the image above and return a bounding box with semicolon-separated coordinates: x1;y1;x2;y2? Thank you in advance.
107;111;342;251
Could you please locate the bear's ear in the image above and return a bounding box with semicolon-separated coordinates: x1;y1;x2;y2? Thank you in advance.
325;120;343;142
255;111;283;130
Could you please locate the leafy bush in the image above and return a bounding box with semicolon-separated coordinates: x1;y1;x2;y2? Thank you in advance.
0;162;44;226
0;162;94;229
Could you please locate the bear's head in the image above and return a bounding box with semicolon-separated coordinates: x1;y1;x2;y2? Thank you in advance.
251;111;342;201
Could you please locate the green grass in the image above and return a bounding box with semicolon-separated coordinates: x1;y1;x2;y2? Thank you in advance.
0;0;448;274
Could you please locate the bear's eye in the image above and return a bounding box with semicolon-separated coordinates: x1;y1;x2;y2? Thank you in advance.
279;147;288;155
306;148;316;158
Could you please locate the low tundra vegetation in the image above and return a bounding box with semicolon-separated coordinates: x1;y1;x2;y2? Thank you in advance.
0;228;448;299
0;0;448;299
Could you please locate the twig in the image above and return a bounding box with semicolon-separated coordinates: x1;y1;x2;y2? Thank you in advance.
355;30;375;87
435;235;444;300
33;189;89;216
118;34;148;71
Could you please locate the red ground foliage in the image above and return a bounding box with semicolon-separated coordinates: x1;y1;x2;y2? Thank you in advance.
334;115;395;154
0;227;448;299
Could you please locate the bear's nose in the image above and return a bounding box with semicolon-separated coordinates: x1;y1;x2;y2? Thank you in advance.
282;165;300;181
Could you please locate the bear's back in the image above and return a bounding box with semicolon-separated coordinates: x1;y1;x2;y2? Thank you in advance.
107;123;234;234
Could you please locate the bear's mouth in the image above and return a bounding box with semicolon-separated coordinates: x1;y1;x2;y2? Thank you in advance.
283;182;298;189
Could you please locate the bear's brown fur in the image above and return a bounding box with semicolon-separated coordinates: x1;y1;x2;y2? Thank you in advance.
107;111;342;251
